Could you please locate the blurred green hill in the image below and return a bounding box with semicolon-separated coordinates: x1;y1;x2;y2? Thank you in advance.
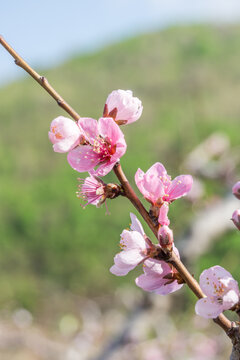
0;25;239;311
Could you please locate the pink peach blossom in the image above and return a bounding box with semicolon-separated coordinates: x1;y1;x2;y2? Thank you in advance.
67;117;126;177
104;89;143;125
135;162;193;205
49;116;83;153
135;162;193;225
110;213;152;276
135;246;183;295
232;209;240;230
77;176;106;207
232;181;240;200
195;265;239;319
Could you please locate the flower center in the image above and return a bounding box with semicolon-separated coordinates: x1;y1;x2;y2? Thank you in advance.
92;136;116;162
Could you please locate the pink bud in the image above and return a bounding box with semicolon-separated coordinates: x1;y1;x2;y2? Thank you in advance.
104;89;143;125
232;181;240;200
49;116;83;153
158;225;173;250
232;209;240;230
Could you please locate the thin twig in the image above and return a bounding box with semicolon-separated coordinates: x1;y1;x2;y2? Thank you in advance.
0;36;233;335
0;35;80;121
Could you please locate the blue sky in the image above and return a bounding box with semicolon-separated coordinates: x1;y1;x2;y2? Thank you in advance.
1;0;240;86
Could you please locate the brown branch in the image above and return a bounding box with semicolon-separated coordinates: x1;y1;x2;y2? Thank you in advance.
0;35;80;121
0;36;233;336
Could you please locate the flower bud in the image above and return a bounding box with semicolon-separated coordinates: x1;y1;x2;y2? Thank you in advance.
232;181;240;200
49;116;84;153
232;209;240;230
104;89;143;125
158;225;173;251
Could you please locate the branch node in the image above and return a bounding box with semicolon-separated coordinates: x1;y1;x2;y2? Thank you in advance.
40;76;47;85
57;99;63;106
14;59;21;66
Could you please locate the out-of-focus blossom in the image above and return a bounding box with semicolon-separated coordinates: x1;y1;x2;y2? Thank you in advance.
110;213;153;276
232;209;240;230
68;117;126;177
186;177;205;203
104;89;143;125
158;225;173;251
195;265;239;319
232;181;240;200
136;247;183;295
49;116;84;153
135;162;192;224
77;176;106;208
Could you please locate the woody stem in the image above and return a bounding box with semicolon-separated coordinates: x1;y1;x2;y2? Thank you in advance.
0;35;80;121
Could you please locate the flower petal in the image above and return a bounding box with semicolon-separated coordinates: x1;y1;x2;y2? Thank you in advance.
167;175;193;201
199;265;236;297
67;145;99;173
130;213;145;236
222;290;239;310
158;202;170;226
98;117;125;145
78;118;98;143
195;297;223;319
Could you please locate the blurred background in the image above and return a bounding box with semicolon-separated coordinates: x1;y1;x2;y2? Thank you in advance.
0;1;240;359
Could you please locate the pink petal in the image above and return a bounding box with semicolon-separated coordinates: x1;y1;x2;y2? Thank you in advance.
67;145;99;173
135;168;150;199
154;281;183;295
199;266;236;297
49;116;82;153
53;138;79;153
136;273;166;292
167;175;193;201
98;117;125;145
142;258;164;276
146;162;168;179
136;259;183;295
195;297;223;319
130;213;145;236
110;264;132;276
90;159;116;177
78;118;98;143
120;230;146;251
143;172;165;201
222;290;239;309
158;202;170;226
117;249;146;266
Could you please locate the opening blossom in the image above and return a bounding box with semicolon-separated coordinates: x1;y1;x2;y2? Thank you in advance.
195;266;240;319
110;213;153;276
77;176;107;208
104;89;143;125
135;246;184;295
49;116;84;153
135;162;193;226
67;117;127;177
